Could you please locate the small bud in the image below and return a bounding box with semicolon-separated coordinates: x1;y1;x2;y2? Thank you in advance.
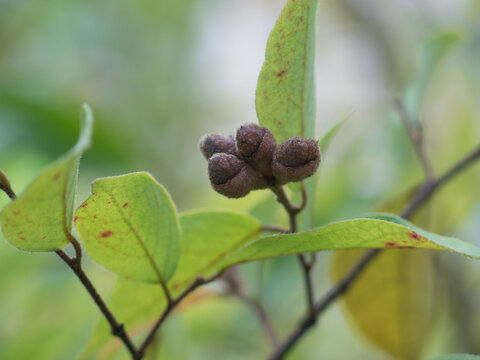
272;137;320;184
236;123;276;177
199;133;237;160
208;153;267;198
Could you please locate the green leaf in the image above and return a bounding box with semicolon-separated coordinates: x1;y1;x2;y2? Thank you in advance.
169;209;262;288
406;29;462;118
330;249;436;360
80;209;261;359
318;111;352;153
75;172;181;284
255;0;319;143
221;213;480;269
0;104;93;252
427;356;480;360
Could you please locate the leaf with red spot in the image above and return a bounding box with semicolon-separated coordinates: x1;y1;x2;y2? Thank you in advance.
79;209;261;359
255;0;319;143
74;172;181;284
0;104;93;252
219;213;480;269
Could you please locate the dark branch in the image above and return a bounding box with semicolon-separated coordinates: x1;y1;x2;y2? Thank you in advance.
269;184;316;326
401;144;480;219
136;273;221;359
269;142;480;359
223;266;279;348
245;297;280;348
0;170;17;200
56;250;138;359
297;254;315;318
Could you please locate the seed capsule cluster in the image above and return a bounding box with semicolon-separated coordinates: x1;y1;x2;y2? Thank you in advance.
199;124;320;198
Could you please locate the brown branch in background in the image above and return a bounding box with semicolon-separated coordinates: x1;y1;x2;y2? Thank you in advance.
56;250;138;359
0;170;17;200
394;97;434;180
269;142;480;359
401;144;480;219
223;267;279;348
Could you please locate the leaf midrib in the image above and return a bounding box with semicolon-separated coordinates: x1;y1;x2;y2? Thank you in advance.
103;188;166;285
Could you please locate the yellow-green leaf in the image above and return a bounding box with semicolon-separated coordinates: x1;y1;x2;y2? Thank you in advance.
255;0;319;143
0;104;93;252
220;214;480;269
331;249;436;360
169;209;262;289
80;209;261;359
75;172;181;284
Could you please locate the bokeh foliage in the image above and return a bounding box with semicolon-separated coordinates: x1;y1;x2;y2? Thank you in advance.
1;1;480;360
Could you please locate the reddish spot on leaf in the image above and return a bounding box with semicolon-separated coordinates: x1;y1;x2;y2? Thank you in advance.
81;203;88;208
385;242;414;249
13;211;20;215
42;236;46;239
93;215;97;219
122;202;129;208
52;172;61;181
408;231;421;241
172;282;179;290
18;231;23;235
19;236;26;241
385;242;397;247
276;69;287;78
74;216;80;224
5;218;10;222
107;201;112;204
100;230;113;238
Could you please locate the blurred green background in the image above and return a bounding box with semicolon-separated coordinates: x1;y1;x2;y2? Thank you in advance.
1;0;480;359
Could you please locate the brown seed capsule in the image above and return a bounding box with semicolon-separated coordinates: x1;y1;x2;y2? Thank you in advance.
272;137;320;184
208;153;267;198
235;123;276;177
199;133;237;160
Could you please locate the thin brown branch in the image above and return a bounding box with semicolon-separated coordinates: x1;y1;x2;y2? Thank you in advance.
56;250;138;359
394;97;434;180
136;273;221;359
269;248;380;360
223;266;279;348
297;254;315;318
269;184;316;325
298;182;308;212
269;142;480;359
1;174;138;357
401;144;480;219
1;173;137;357
270;185;300;232
244;297;280;348
0;170;17;200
